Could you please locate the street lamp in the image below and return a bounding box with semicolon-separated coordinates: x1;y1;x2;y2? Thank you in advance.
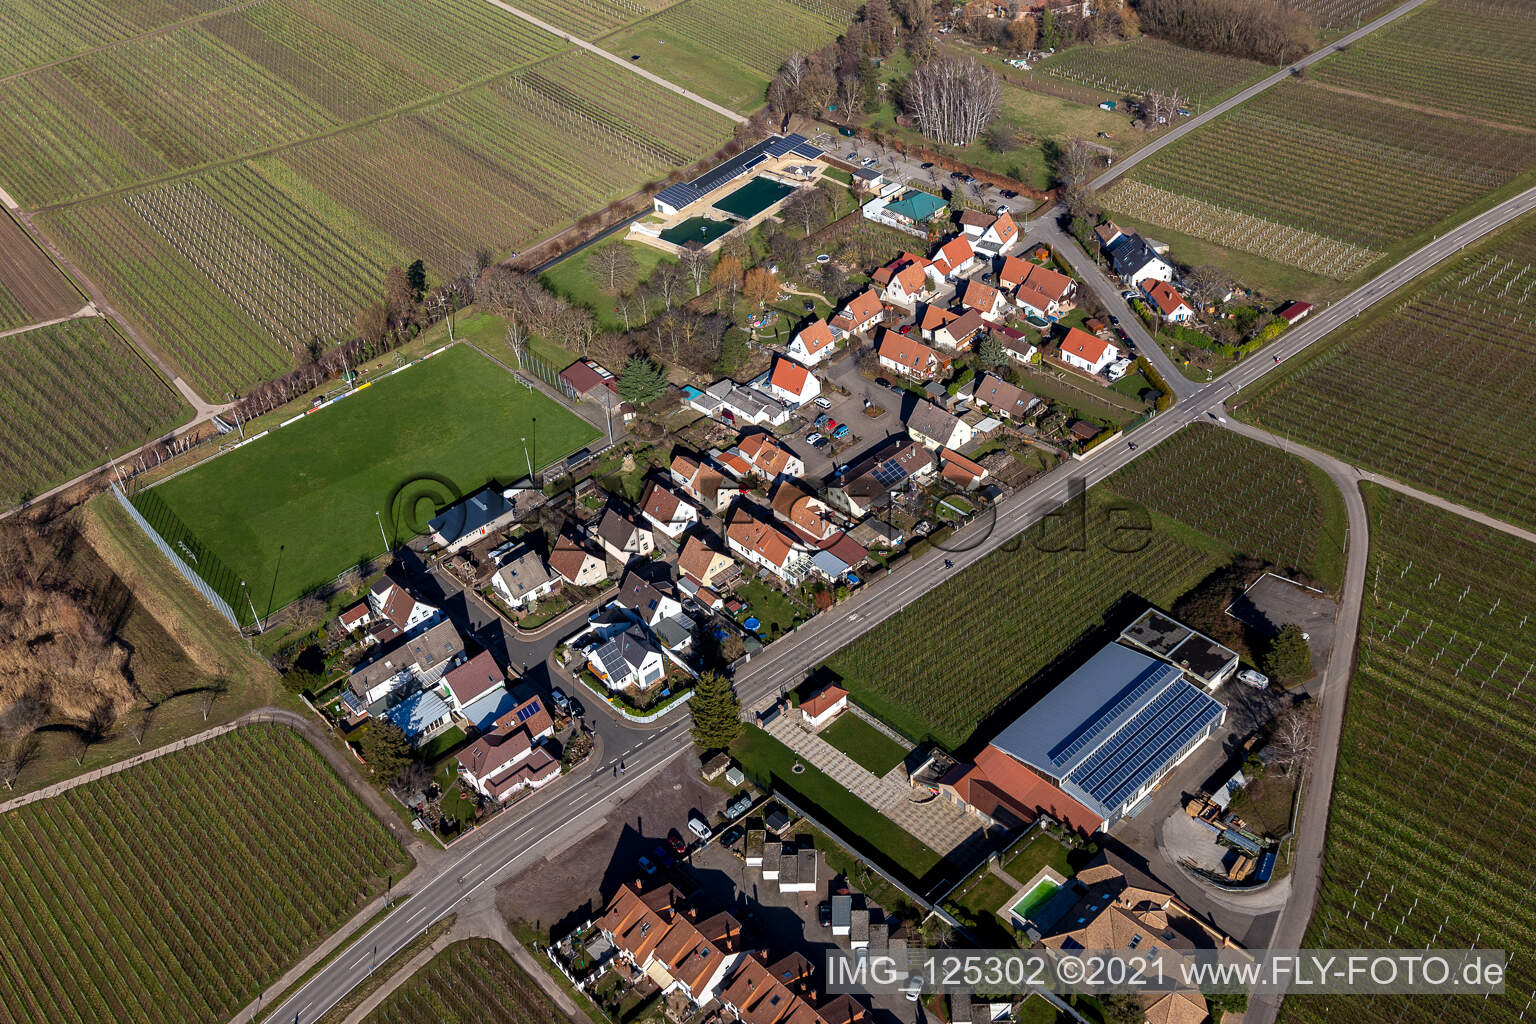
520;436;532;480
376;510;390;555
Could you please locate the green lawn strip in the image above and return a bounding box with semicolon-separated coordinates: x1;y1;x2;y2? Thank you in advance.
315;914;456;1024
731;576;811;640
1014;365;1140;425
143;344;599;616
540;239;677;332
732;726;943;881
1017;993;1066;1024
819;714;909;775
414;726;467;765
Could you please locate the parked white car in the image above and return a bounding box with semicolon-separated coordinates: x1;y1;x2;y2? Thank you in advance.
813;396;831;409
1238;668;1269;689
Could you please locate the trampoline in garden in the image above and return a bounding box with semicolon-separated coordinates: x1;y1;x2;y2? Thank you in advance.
714;177;796;219
743;616;761;631
660;216;734;245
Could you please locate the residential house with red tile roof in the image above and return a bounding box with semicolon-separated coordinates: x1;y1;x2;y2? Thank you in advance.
766;355;821;406
876;330;950;380
670;453;740;514
939;448;989;491
366;576;440;636
935;308;986;350
958;279;1007;318
787;318;837;366
873;254;935;308
456;692;556;801
678;533;740;592
930;235;977;279
640;480;700;539
1058;327;1120;375
801;684;848;728
770;480;840;541
549;537;608;587
828;289;885;338
599;884;744;1007
1141;280;1195;323
734;433;807;482
726;505;811;585
438;649;505;712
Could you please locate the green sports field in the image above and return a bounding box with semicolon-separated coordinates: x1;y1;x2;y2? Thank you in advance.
138;344;598;620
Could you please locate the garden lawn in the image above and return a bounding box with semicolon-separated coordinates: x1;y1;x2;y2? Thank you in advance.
732;727;942;881
141;344;598;620
820;713;909;775
539;240;676;332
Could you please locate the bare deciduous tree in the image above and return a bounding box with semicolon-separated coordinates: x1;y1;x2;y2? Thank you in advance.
678;243;712;297
902;56;1001;146
1269;703;1318;777
651;262;682;313
1143;88;1188;128
589;245;637;294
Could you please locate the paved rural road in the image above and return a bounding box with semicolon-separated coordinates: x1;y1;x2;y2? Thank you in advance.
1087;0;1431;192
259;184;1536;1024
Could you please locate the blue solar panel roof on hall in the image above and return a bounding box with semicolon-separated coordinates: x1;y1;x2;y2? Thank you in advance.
989;642;1225;819
1046;660;1178;768
1068;684;1223;811
656;135;816;211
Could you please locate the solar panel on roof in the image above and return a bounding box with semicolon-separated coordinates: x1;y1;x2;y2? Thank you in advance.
871;459;908;488
1047;661;1177;768
1067;684;1223;810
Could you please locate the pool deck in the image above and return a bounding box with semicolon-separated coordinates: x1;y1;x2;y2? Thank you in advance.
628;154;829;256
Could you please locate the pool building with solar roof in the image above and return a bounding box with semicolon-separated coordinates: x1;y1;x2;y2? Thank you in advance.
948;642;1226;834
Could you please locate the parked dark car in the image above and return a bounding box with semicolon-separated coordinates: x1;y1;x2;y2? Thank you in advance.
818;901;833;927
875;377;892;388
921;161;934;169
568;696;585;718
719;825;744;848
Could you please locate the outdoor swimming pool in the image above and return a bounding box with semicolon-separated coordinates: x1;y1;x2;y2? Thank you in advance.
1008;878;1062;924
660;216;734;245
714;177;796;219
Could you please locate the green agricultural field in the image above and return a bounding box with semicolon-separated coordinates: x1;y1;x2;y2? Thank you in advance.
1287;0;1400;28
363;938;576;1024
0;0;251;78
0;317;188;506
600;0;856;111
1037;38;1272;111
0;723;408;1024
507;0;670;37
1111;79;1536;279
1311;0;1536;130
822;489;1228;750
6;3;734;400
1104;423;1347;590
1233;211;1536;531
138;344;598;621
1282;487;1536;1024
